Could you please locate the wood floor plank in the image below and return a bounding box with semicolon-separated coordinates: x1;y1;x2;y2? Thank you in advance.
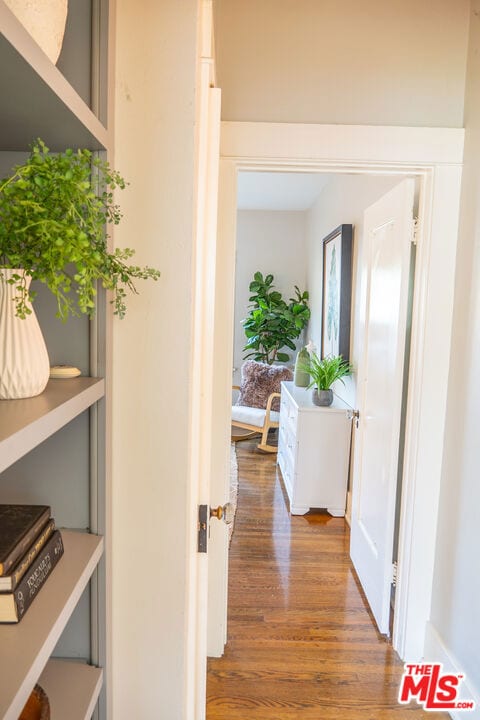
206;440;447;719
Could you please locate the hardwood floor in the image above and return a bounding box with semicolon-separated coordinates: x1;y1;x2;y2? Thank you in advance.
206;439;446;720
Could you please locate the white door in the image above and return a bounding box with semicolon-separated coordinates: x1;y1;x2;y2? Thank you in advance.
188;4;222;716
350;178;415;635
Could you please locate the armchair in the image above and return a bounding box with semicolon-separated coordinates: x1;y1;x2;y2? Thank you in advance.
231;387;281;453
231;360;293;453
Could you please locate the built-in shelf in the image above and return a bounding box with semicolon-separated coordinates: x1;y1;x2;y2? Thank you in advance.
39;659;103;720
0;1;108;150
0;377;105;474
0;0;110;714
0;530;104;720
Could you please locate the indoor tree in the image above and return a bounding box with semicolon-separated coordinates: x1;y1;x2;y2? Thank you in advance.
242;271;310;364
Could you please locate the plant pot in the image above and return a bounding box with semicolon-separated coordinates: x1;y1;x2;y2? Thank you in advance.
0;270;50;400
312;388;333;407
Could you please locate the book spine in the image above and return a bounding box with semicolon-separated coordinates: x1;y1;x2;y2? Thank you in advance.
0;508;51;576
13;531;64;622
5;520;56;592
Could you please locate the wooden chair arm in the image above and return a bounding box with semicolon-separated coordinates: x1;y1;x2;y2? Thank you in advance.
265;392;281;420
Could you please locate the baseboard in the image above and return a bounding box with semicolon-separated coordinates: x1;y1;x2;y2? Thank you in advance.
424;622;480;720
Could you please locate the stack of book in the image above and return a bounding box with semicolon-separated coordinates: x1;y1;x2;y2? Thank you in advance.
0;505;64;623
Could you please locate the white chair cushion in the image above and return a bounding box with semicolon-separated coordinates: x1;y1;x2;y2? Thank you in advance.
231;405;280;428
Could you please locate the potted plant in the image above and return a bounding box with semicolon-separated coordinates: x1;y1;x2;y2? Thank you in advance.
242;271;310;364
0;139;160;399
300;352;352;406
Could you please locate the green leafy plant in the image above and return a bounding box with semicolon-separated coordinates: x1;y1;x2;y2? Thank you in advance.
242;271;310;364
300;353;353;390
0;139;160;320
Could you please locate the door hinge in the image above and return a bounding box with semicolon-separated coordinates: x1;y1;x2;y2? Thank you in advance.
348;409;360;428
198;504;208;553
412;216;419;245
392;560;398;587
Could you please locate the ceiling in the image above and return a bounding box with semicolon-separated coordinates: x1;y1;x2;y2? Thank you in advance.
237;171;330;211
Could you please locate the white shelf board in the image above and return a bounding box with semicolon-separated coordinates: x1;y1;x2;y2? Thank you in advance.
0;1;108;150
39;659;103;720
0;530;103;720
0;377;105;474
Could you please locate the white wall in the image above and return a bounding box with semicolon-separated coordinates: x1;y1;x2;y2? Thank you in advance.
112;2;199;718
213;0;470;127
233;209;307;383
108;1;478;715
305;174;399;406
426;1;480;712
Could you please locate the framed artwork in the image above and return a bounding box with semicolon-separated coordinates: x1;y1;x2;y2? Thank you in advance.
321;224;353;362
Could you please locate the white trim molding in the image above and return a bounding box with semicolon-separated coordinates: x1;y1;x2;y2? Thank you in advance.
211;121;465;664
424;622;480;720
220;121;465;167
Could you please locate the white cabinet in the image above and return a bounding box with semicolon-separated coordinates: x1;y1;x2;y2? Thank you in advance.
277;381;352;516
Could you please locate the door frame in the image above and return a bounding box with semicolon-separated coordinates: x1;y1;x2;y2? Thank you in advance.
204;121;464;668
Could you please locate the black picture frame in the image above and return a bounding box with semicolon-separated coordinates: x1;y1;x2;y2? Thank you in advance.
321;224;353;362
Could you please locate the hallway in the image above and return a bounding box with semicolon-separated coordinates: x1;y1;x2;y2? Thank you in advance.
206;440;446;719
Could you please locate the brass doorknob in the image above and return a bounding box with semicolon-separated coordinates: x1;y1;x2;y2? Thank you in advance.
210;503;234;525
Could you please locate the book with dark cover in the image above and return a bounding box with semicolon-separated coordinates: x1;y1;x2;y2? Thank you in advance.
0;505;51;576
0;530;64;623
0;519;55;592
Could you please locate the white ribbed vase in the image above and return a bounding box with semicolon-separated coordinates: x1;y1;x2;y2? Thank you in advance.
4;0;68;64
0;270;50;400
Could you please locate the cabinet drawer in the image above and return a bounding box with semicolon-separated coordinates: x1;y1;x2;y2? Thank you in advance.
284;434;296;469
278;449;293;501
279;424;296;468
280;391;298;424
286;402;298;430
280;408;297;439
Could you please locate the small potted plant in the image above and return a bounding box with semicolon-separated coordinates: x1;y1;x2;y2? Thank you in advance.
0;139;160;399
300;352;352;406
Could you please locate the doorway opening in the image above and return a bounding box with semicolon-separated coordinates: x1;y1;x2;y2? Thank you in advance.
229;167;417;633
202;124;463;698
200;122;464;682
